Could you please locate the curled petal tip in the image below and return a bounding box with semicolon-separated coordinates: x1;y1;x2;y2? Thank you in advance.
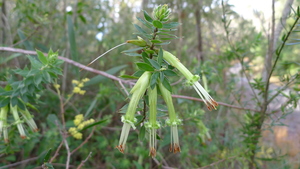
116;145;125;153
149;147;157;158
20;135;26;139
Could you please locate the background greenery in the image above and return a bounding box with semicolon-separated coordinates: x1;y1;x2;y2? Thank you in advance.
0;0;300;168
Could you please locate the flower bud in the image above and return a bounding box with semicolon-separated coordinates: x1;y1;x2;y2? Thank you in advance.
126;36;147;47
153;4;171;22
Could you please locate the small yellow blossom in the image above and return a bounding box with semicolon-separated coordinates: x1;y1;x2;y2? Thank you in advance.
77;123;85;130
73;132;82;139
74;119;82;126
82;78;90;82
69;127;77;134
73;87;81;93
78;83;84;88
72;80;79;84
53;84;60;89
79;90;86;95
75;114;84;120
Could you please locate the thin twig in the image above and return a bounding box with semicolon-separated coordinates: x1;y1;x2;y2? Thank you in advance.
0;156;40;169
49;141;64;163
172;94;260;112
11;26;40;47
196;156;236;169
71;126;96;155
56;121;71;169
76;152;92;169
0;47;134;85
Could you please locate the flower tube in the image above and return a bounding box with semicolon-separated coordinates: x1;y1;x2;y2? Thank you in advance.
144;86;160;157
163;50;218;111
116;71;151;153
158;82;181;153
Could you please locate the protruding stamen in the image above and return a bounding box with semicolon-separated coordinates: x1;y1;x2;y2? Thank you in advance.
169;144;173;152
116;145;125;153
173;143;181;153
149;147;156;158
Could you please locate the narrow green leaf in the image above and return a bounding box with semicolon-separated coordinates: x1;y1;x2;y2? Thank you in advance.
156;41;171;45
17;29;34;51
142;52;151;65
123;52;141;57
151;40;163;43
159;72;164;82
133;70;145;77
43;149;52;162
157;32;177;37
67;15;78;75
0;97;10;108
164;70;178;76
162;77;172;92
17;98;25;110
119;74;139;79
143;10;153;23
162;22;180;29
11;97;18;107
136;62;154;71
147;59;160;69
36;50;48;65
122;47;144;53
150;72;159;89
139;125;146;141
134;24;147;34
136;17;152;29
158;48;163;65
80;119;108;131
153;20;163;28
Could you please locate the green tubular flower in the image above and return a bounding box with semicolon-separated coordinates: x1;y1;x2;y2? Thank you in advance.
0;105;8;143
162;50;218;111
10;104;26;139
19;108;38;132
144;86;160;157
158;81;181;153
116;71;151;153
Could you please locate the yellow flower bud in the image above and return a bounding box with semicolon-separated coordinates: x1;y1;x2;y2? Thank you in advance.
82;78;90;82
74;119;82;126
74;132;82;139
79;90;86;95
73;87;81;93
77;123;85;130
78;83;84;88
72;80;79;84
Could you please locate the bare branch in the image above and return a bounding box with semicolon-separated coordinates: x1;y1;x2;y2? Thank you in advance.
76;152;92;169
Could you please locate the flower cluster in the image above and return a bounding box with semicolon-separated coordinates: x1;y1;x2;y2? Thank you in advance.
68;114;95;140
115;50;218;157
72;78;90;95
0;104;38;143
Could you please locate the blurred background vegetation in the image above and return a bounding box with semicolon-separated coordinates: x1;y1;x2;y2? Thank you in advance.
0;0;300;168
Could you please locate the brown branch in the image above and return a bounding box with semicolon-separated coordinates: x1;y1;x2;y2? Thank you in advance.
0;47;134;85
11;26;40;47
49;141;64;163
71;126;96;155
172;95;260;112
76;152;92;169
196;156;236;169
0;156;40;169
